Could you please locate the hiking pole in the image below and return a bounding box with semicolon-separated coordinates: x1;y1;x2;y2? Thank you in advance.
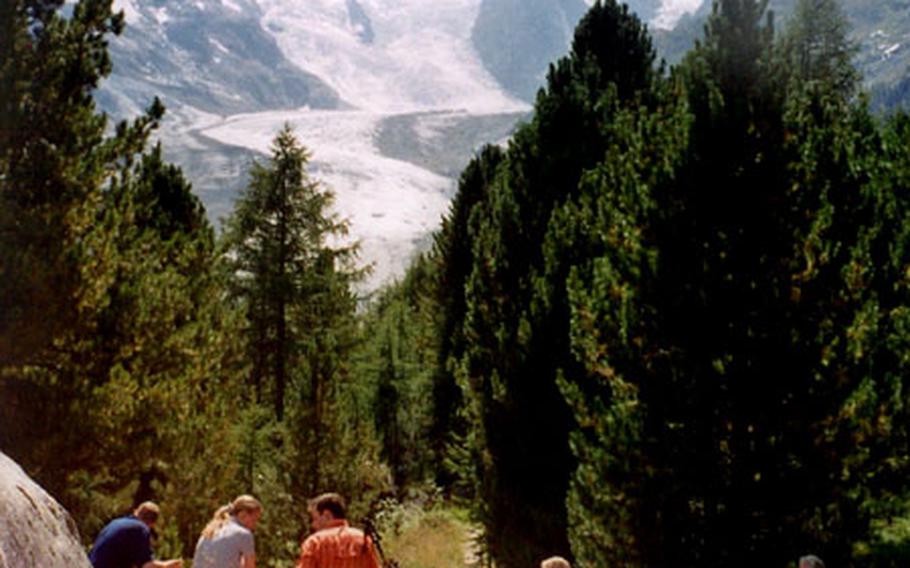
362;514;400;568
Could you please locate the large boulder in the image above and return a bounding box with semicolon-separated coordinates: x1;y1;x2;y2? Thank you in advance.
0;451;91;567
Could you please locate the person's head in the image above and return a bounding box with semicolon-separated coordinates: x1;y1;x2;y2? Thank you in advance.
201;495;262;539
799;555;825;568
541;557;571;568
133;502;161;528
307;493;346;531
231;495;262;531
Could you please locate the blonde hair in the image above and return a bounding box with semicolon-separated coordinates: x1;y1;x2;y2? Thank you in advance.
541;557;571;568
200;495;262;540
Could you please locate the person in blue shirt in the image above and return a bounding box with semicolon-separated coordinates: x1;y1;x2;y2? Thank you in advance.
89;501;183;568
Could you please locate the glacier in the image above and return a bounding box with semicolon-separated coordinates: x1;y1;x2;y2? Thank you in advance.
107;0;529;292
103;0;698;291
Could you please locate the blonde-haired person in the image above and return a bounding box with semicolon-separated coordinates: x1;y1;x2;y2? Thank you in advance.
193;495;262;568
540;556;571;568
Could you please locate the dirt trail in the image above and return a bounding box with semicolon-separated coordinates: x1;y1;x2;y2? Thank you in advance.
463;526;484;567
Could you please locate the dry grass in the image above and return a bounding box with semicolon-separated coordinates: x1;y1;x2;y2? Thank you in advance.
381;506;478;568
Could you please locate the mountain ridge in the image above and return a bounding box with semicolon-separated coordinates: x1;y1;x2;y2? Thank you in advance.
652;0;910;111
103;0;339;118
98;0;909;291
102;0;534;289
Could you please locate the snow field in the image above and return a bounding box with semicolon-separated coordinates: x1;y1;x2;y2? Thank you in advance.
200;109;454;289
109;0;527;290
653;0;704;29
257;0;527;113
195;0;532;289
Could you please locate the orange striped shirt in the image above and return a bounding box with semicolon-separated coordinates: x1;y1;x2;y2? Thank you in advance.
296;520;380;568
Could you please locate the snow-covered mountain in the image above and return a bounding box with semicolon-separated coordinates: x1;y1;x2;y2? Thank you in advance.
100;0;534;290
470;0;702;102
471;0;590;102
652;0;910;112
99;0;706;291
258;0;524;113
101;0;339;118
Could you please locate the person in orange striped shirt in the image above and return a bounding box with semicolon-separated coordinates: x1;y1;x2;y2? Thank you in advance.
296;493;380;568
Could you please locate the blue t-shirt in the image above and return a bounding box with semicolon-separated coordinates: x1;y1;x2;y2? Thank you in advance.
89;515;154;568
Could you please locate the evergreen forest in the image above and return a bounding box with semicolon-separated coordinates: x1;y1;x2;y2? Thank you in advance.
5;0;910;566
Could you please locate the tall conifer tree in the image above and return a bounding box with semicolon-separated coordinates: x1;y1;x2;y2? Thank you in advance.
777;0;858;96
554;0;910;562
1;4;246;543
221;124;369;506
222;125;359;423
0;0;133;363
447;1;661;564
431;144;504;494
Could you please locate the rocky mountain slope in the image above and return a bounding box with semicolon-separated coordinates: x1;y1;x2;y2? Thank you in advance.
100;0;339;119
97;0;907;290
471;0;590;102
652;0;910;110
102;0;532;289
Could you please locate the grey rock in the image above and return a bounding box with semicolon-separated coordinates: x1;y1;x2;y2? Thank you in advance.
376;110;529;178
472;0;589;102
99;0;340;119
346;0;375;44
0;452;90;568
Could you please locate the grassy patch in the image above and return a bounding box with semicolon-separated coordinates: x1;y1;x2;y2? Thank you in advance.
377;501;478;568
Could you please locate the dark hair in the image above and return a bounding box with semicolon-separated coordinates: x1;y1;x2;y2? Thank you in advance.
308;493;347;520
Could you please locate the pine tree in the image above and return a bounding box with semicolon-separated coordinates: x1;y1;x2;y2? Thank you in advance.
354;255;439;492
777;0;858;97
431;144;504;494
0;4;244;535
94;148;246;556
550;91;690;566
552;0;910;562
222;125;359;423
220;124;374;536
0;0;135;364
448;1;662;564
